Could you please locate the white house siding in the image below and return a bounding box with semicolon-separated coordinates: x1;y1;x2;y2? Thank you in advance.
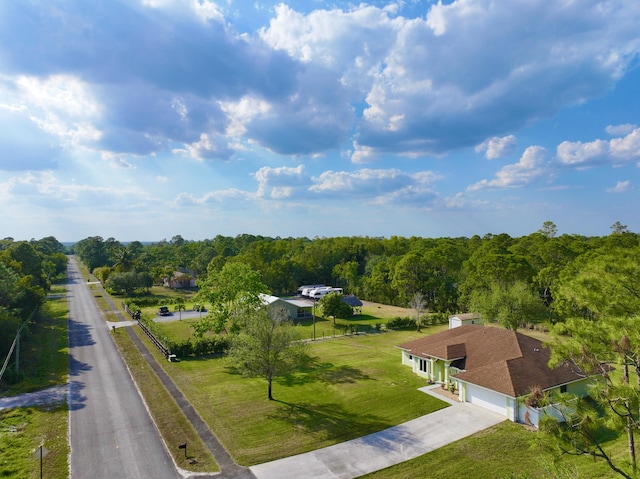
506;397;517;422
401;350;413;367
464;383;508;416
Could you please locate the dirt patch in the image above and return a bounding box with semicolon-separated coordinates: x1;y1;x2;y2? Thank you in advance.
428;385;460;403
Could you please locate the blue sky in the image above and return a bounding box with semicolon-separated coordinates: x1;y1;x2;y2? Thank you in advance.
1;0;639;242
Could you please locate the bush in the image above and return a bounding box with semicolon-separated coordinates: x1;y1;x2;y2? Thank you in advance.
126;296;163;307
168;336;230;357
386;316;415;330
428;312;449;325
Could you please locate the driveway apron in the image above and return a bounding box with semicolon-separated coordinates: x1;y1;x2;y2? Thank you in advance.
250;402;505;479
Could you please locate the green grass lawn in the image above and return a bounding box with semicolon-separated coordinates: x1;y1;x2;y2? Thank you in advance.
0;279;69;479
1;283;69;396
0;405;69;479
142;329;449;466
360;420;626;479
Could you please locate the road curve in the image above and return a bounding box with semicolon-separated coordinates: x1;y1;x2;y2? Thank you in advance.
67;256;178;479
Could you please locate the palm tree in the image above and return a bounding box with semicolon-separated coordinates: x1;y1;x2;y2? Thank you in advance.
113;248;134;273
174;297;186;320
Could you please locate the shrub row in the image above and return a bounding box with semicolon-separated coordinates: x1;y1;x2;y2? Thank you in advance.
386;317;415;329
386;312;450;330
128;296;166;307
132;304;228;358
167;337;229;357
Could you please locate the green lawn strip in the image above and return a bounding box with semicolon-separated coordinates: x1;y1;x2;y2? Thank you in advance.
361;420;625;479
111;327;219;473
0;405;69;479
1;283;69;396
146;329;448;466
0;282;70;479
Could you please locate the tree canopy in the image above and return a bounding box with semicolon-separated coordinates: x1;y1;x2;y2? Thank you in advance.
227;306;308;400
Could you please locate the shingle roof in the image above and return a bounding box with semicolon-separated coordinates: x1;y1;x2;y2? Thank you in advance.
398;325;586;397
343;295;363;307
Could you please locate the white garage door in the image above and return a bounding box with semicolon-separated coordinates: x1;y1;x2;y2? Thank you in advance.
466;384;507;416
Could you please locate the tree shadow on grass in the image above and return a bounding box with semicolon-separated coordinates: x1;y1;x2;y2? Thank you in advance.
275;356;374;388
269;399;392;443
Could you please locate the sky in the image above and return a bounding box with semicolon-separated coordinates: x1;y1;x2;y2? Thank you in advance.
1;0;639;242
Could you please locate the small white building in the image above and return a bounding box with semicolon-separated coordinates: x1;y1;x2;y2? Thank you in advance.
448;313;481;329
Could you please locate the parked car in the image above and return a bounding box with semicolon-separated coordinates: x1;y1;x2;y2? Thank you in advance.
158;306;171;316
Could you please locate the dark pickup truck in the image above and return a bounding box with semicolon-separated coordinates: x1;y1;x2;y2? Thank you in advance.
158;306;171;316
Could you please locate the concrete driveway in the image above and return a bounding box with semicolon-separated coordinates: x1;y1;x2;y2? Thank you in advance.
250;393;505;479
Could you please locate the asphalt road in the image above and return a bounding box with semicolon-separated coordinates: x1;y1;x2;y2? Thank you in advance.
67;257;179;479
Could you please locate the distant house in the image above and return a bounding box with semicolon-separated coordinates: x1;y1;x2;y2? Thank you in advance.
262;293;364;320
448;313;481;329
163;270;196;289
260;294;314;320
343;295;363;315
398;324;593;427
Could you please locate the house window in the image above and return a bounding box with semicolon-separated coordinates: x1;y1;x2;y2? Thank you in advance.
419;359;428;373
560;385;567;393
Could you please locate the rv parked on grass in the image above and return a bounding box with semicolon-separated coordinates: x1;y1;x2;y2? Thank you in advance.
310;287;344;299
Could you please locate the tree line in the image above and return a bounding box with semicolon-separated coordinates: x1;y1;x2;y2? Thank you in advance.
0;236;68;384
73;222;638;325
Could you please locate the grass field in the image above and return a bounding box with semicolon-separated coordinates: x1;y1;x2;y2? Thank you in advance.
360;420;625;479
0;279;69;479
138;328;450;466
0;405;69;479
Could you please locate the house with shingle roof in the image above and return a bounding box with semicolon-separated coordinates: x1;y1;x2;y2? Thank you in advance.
260;294;314;321
398;324;593;426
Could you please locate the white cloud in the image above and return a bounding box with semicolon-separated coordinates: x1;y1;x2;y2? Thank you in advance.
606;123;637;136
12;74;102;146
475;135;517;159
354;0;640;157
172;133;231;161
609;128;640;162
2;171;150;209
253;165;310;198
556;128;640;167
3;0;640;164
468;146;550;190
260;3;399;74
309;168;441;206
606;180;634;193
172;188;255;209
556;139;610;167
219;96;273;137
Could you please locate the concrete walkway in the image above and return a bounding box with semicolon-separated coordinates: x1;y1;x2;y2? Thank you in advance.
0;384;68;411
250;400;505;479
